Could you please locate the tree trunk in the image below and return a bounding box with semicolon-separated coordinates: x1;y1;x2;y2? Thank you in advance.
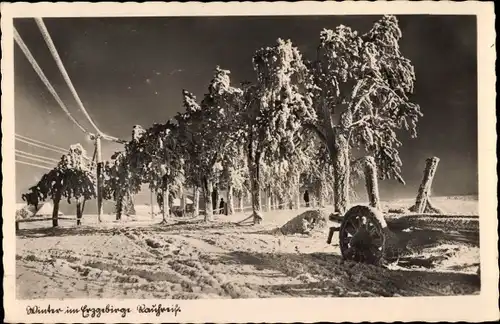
52;197;60;227
332;131;350;215
164;184;170;220
364;156;381;210
227;184;234;215
204;178;213;221
180;184;186;217
294;177;301;210
252;183;262;221
150;189;155;218
317;180;325;208
267;186;272;212
237;190;244;213
249;157;263;224
125;192;136;215
411;157;441;213
193;186;200;217
212;186;219;215
81;199;87;215
160;189;166;222
156;190;163;218
76;199;83;225
115;195;123;220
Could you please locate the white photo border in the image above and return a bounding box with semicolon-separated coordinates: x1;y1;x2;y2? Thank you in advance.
2;2;497;323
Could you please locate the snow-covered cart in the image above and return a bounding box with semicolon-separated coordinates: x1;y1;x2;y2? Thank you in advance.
326;205;479;265
326;156;480;265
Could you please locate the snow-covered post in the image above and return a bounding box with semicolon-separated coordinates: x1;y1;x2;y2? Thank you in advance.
411;157;440;213
364;156;381;210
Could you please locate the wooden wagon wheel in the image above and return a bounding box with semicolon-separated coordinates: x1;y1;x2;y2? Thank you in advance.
339;205;388;265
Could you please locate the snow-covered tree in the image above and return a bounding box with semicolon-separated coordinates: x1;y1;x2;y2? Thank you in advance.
22;144;95;227
177;90;204;217
240;38;315;223
301;141;336;208
220;138;248;215
305;15;422;214
102;126;146;220
180;67;242;221
137;122;186;222
102;150;141;220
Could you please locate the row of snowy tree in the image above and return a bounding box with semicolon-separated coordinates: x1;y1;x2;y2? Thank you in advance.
22;15;422;226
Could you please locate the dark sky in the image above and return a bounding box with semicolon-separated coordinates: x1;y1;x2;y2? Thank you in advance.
14;15;478;205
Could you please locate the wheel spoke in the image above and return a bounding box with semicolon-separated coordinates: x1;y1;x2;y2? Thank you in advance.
366;222;377;233
344;223;357;236
353;215;363;228
346;217;359;230
368;228;382;240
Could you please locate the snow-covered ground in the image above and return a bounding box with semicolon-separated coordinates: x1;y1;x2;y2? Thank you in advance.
15;196;480;299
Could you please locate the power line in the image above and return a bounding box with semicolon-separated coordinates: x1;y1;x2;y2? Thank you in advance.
13;27;91;135
14;135;67;154
35;18;123;144
15;134;92;161
16;160;53;170
15;150;59;163
35;18;102;135
16;154;95;172
16;137;68;155
16;154;57;166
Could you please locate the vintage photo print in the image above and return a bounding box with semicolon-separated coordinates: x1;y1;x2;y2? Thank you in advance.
1;1;497;323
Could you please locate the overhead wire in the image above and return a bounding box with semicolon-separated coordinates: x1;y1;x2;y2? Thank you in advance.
35;18;123;143
16;154;57;167
16;151;95;171
15;134;68;153
14;27;92;136
15;149;60;163
16;160;53;170
15;137;68;155
15;135;92;161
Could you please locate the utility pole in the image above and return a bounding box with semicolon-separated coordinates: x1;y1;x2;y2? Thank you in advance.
95;135;103;222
